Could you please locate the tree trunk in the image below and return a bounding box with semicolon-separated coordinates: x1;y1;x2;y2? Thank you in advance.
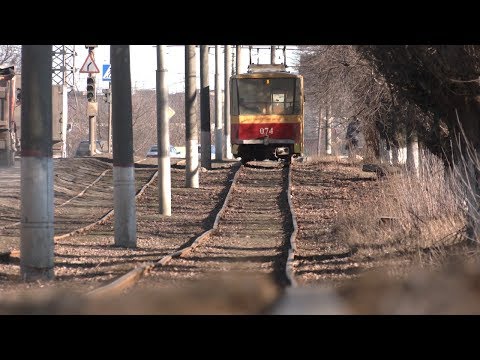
406;112;419;176
381;138;391;165
317;107;322;156
325;106;331;155
391;140;399;165
417;140;424;179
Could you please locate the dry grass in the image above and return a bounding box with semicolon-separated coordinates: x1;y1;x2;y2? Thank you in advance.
333;150;468;276
337;256;480;314
306;154;364;168
448;128;480;244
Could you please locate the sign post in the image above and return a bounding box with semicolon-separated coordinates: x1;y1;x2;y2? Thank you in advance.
83;46;99;156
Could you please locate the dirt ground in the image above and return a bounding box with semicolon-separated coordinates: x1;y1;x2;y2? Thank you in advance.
0;156;478;314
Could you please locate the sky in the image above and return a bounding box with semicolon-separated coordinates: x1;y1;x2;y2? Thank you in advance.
75;45;300;93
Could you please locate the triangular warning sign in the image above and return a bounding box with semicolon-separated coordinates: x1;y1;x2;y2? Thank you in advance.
79;53;100;74
168;107;175;119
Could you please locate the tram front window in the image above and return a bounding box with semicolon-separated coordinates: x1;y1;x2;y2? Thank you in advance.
234;78;301;116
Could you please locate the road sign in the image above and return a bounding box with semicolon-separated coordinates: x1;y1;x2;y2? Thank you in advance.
102;64;111;82
168;107;175;119
79;54;100;74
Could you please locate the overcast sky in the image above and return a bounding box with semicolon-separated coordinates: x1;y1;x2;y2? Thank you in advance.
75;45;300;93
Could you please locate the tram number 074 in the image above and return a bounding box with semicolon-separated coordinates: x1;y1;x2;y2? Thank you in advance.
259;127;273;136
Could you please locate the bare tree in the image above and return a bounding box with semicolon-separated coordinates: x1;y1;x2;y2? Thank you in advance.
356;45;480;243
298;45;398;160
131;89;157;156
0;45;21;69
67;88;218;160
297;45;439;165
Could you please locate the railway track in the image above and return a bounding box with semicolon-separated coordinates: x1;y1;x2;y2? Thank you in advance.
0;159;238;290
87;160;298;305
0;158;298;314
0;158;113;232
0;158;157;254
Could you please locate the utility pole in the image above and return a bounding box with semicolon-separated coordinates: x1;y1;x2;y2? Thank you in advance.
20;45;54;281
111;45;137;247
236;45;242;74
52;45;76;88
108;81;112;153
200;45;211;170
224;45;232;159
102;83;112;153
215;45;223;161
156;45;172;215
52;45;76;158
85;45;98;156
185;45;199;188
271;45;276;64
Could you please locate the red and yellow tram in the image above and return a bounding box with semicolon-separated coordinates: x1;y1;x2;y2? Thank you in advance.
230;63;304;164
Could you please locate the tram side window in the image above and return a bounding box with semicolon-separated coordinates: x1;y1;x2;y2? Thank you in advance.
231;78;239;115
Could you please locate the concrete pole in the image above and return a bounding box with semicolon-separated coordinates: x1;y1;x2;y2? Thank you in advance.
156;45;172;215
215;45;223;161
111;45;137;247
185;45;199;188
325;106;331;155
271;45;276;65
20;45;54;281
200;45;212;170
224;45;232;159
236;45;242;74
61;84;68;158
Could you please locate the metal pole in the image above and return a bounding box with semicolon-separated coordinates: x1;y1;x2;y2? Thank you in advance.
200;45;211;170
20;45;54;281
271;45;276;65
88;48;97;156
156;45;172;215
236;45;242;74
111;45;137;247
108;82;112;154
185;45;199;188
215;45;223;161
224;45;232;159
